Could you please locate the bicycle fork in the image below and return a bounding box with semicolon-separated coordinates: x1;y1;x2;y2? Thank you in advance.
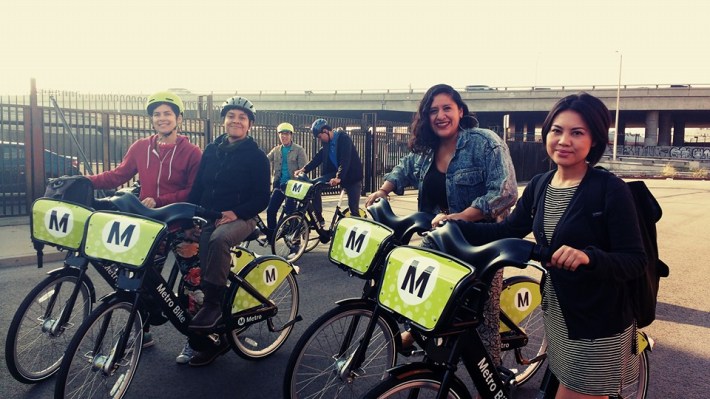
43;257;90;337
93;294;142;376
335;303;383;382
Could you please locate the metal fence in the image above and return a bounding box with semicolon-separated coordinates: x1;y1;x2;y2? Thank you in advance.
0;85;413;216
1;83;571;217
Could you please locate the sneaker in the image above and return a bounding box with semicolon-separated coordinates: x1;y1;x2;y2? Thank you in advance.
287;245;300;260
175;341;194;364
142;331;155;349
189;337;230;367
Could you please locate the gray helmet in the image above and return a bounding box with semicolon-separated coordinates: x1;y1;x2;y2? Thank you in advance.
220;96;256;121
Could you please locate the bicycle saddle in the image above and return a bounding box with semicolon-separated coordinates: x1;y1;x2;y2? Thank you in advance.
93;192;202;224
426;221;548;281
367;198;433;244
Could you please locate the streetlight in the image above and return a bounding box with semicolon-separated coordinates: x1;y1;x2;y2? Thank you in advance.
613;51;623;161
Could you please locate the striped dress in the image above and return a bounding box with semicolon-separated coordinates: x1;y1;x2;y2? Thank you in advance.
542;184;639;396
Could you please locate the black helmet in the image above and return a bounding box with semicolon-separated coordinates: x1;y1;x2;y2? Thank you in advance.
311;118;330;137
220;96;256;121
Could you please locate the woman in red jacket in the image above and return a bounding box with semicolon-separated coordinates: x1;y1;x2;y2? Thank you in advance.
87;91;202;208
87;91;202;362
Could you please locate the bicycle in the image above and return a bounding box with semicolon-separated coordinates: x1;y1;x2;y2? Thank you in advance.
272;175;366;262
4;179;179;384
51;202;301;399
283;199;548;398
359;220;549;399
364;220;652;399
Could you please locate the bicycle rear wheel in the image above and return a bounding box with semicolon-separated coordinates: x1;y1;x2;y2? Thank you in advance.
272;214;309;262
229;273;299;360
5;272;91;383
54;300;143;399
499;275;547;386
284;302;397;399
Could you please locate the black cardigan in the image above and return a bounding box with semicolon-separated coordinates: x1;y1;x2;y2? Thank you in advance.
188;135;270;220
458;167;647;339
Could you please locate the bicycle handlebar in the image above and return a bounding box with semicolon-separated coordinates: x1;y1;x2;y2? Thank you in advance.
366;198;433;244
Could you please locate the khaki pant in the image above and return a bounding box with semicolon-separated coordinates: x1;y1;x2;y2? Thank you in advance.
199;218;257;287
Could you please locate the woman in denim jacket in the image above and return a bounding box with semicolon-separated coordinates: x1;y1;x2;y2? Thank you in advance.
365;83;517;366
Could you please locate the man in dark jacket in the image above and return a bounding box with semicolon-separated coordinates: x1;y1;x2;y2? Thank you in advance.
295;118;363;224
186;96;270;366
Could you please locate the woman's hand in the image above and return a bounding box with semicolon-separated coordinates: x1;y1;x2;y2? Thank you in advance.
548;245;589;271
431;213;449;228
216;210;238;227
141;197;157;208
365;189;389;207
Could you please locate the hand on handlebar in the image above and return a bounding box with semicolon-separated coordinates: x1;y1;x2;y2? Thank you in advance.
141;197;157;209
365;190;388;207
328;177;341;187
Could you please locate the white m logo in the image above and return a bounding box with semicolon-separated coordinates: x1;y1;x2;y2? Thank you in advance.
101;220;140;253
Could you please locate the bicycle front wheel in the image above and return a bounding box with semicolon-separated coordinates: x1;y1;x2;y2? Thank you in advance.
54;300;143;399
229;273;299;360
273;214;309;262
284;302;397;399
5;272;91;383
499;275;547;386
363;371;471;399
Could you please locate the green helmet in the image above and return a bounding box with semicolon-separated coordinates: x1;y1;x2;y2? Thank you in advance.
277;122;294;133
146;91;184;116
221;96;256;121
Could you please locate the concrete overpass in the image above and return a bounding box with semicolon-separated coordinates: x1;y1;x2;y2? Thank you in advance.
202;84;710;146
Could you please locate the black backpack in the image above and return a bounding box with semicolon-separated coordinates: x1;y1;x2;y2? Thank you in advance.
43;175;94;207
532;168;669;328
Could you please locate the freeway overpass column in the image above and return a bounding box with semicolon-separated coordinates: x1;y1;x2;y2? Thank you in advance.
673;119;686;146
526;121;536;142
644;110;659;146
616;120;626;146
658;112;672;146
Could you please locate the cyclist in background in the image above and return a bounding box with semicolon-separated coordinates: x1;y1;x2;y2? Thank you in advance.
87;91;202;355
186;96;270;367
264;122;307;240
295;118;363;225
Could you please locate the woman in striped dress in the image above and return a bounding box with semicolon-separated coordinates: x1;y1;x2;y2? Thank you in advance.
457;92;647;398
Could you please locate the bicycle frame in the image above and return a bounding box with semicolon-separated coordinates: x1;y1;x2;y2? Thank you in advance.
81;210;300;371
287;177;348;241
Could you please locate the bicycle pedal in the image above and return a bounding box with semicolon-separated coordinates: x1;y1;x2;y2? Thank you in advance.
398;346;424;357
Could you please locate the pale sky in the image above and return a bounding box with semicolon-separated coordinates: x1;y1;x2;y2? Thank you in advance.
2;0;708;95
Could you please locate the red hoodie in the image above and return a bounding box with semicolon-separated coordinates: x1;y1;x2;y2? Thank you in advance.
88;135;202;207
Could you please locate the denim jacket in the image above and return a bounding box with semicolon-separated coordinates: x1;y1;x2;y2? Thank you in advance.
384;128;517;220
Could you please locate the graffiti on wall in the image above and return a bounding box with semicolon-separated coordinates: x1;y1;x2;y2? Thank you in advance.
605;145;710;160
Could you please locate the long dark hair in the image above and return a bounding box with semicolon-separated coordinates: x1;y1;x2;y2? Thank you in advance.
409;84;477;154
541;92;611;165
